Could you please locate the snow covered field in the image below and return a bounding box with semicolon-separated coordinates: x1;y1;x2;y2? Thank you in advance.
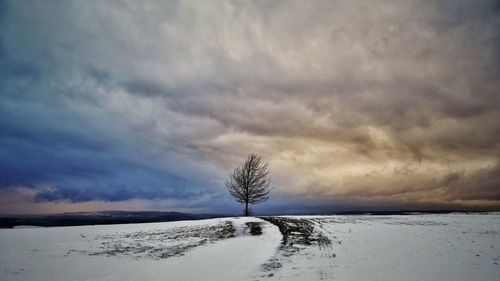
1;214;499;281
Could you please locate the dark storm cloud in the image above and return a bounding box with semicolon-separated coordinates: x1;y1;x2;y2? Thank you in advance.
440;164;500;201
1;0;499;213
0;103;203;203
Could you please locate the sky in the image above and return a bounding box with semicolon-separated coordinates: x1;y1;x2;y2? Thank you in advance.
1;0;499;215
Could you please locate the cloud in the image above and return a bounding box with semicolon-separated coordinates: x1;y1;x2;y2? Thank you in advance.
0;0;499;213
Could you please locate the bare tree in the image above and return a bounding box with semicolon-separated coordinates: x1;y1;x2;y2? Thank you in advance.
226;153;272;216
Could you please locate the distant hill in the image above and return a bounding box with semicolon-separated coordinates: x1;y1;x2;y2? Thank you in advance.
0;211;228;228
1;209;488;228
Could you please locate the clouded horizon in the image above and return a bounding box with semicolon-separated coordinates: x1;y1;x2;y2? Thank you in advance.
1;0;499;215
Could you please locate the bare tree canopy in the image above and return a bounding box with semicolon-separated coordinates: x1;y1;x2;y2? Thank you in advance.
226;154;272;216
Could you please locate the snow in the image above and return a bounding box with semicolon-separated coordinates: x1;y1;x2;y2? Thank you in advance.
1;214;499;281
265;214;500;281
0;217;281;281
332;214;500;281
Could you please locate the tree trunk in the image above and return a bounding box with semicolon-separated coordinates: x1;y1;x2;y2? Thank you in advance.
245;201;248;216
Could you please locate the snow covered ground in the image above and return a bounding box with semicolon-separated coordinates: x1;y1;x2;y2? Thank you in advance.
0;214;499;281
265;214;500;281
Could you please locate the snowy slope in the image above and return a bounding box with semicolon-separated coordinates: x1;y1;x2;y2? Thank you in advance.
1;214;499;281
0;217;281;281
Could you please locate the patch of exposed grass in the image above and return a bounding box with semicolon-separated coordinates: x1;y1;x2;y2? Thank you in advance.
260;217;331;249
245;221;263;235
70;221;236;260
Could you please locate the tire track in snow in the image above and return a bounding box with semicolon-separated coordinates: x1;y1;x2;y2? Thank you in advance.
257;217;337;280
